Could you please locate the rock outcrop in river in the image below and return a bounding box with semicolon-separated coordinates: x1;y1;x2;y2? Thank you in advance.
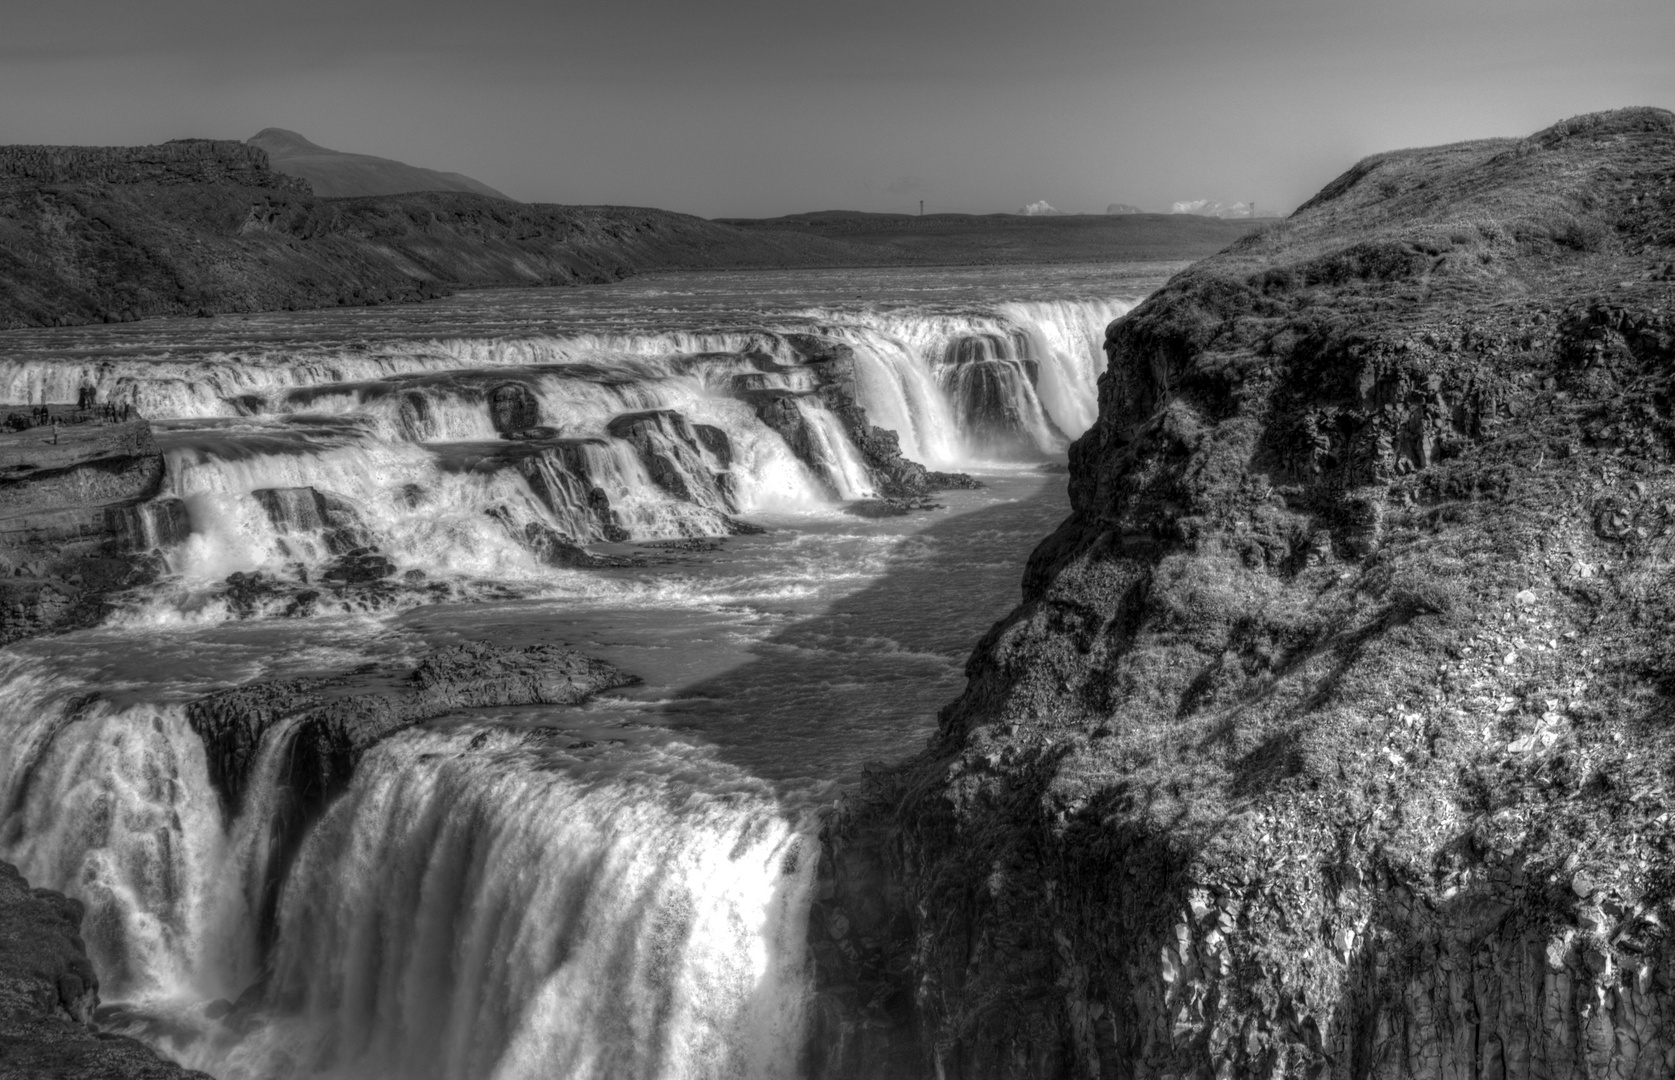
815;108;1675;1077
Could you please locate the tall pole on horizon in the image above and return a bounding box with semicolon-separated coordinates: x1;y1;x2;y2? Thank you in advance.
919;200;923;217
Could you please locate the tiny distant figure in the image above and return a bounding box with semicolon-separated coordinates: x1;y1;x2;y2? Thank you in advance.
77;375;96;413
122;402;133;422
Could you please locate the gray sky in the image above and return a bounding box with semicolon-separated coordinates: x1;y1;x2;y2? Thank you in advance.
3;0;1672;217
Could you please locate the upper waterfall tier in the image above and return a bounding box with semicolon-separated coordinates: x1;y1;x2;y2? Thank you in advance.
0;271;1144;615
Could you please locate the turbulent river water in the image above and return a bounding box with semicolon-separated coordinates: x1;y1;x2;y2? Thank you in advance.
0;262;1169;1079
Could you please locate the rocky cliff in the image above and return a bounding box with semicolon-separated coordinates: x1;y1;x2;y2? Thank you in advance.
815;108;1675;1078
0;140;883;330
0;413;180;644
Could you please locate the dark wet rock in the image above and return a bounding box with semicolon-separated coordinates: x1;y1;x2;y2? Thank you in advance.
606;409;733;508
251;486;370;555
320;547;397;584
843;497;945;519
518;519;639;568
0;860;208;1079
488;383;542;434
694;424;732;467
639;538;726;553
500;425;562;441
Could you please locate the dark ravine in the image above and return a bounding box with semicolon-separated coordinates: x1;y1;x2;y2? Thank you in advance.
0;861;208;1079
814;108;1675;1078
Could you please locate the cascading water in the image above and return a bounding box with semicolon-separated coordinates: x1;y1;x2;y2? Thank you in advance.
69;292;1132;603
0;264;1164;1079
0;662;814;1080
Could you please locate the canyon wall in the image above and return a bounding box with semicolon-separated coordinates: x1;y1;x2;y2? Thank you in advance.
816;107;1675;1078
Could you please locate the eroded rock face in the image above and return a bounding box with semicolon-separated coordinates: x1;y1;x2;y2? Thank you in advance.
186;640;638;947
816;108;1675;1078
489;383;543;434
0;417;177;644
0;860;207;1079
741;337;980;499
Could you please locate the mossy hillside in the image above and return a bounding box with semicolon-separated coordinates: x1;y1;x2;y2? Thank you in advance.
820;108;1675;1078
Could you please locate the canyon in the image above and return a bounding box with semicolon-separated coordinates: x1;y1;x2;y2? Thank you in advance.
1;107;1673;1079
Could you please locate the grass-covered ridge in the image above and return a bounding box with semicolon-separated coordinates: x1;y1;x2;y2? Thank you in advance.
815;107;1675;1079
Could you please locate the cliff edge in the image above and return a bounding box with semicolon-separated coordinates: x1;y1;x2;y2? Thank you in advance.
816;107;1675;1077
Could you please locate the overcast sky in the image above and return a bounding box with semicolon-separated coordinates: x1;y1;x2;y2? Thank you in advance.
3;0;1672;218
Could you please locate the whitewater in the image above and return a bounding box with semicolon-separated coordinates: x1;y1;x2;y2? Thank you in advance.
0;261;1167;1079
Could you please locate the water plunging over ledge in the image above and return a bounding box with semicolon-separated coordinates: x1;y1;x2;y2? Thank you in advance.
0;263;1170;1079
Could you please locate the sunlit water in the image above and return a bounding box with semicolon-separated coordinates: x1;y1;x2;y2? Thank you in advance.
0;263;1166;1079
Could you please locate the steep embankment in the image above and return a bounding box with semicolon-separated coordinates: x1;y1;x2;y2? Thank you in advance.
0;140;882;329
816;108;1675;1077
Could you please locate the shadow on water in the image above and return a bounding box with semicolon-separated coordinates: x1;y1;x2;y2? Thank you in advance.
660;485;1064;790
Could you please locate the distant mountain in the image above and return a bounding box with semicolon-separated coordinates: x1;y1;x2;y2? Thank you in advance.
247;128;514;200
1016;200;1062;216
1105;203;1142;215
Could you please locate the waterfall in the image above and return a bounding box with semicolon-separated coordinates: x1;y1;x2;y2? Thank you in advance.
0;273;1149;1079
207;728;814;1080
0;663;254;1003
0;665;816;1080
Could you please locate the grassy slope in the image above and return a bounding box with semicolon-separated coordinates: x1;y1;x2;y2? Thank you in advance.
0;175;890;329
820;107;1675;1078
